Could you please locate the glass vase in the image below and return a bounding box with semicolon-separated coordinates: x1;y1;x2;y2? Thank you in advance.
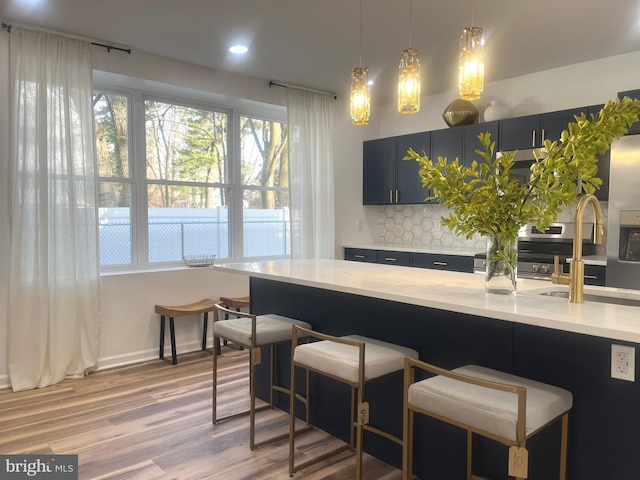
485;234;518;295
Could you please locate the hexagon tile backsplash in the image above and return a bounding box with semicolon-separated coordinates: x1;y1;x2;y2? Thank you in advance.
376;203;608;254
377;204;486;250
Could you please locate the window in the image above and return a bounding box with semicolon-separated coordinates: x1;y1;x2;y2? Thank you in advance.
94;84;289;269
94;91;133;266
240;115;290;257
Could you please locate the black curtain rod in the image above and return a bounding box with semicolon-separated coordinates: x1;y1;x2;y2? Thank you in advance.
2;22;131;54
90;42;131;54
269;80;337;100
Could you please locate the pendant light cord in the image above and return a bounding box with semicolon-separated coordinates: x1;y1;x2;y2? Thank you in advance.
409;0;413;48
359;0;363;67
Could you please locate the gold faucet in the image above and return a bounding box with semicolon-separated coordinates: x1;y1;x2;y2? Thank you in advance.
551;194;604;303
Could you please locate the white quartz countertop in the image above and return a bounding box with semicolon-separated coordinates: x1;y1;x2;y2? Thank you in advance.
343;243;480;256
213;258;640;344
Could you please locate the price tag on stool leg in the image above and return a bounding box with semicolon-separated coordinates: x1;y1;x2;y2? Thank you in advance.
357;402;369;426
508;446;528;478
251;348;261;365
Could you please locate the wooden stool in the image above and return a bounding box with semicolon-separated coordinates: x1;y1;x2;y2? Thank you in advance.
289;326;419;480
155;298;220;365
219;295;250;311
403;359;573;480
219;296;250;350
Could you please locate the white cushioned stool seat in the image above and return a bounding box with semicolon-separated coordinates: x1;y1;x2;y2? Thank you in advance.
213;314;311;346
408;364;573;442
294;334;419;383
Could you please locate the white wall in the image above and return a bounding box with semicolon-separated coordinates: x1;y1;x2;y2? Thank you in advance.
1;28;639;388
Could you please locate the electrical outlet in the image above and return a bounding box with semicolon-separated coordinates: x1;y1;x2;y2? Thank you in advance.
433;221;441;233
611;344;635;381
356;218;363;231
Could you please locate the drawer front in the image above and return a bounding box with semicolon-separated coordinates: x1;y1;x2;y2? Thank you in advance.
411;253;474;273
344;248;377;263
376;250;411;266
584;264;606;286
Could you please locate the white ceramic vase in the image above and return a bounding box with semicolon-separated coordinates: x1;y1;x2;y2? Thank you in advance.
483;101;510;122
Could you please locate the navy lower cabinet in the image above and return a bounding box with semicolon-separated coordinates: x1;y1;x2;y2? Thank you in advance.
344;247;474;273
344;247;377;263
585;264;606;286
411;252;474;273
376;250;411;266
249;276;640;479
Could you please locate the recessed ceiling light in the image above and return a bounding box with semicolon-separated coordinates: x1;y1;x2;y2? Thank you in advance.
229;45;248;54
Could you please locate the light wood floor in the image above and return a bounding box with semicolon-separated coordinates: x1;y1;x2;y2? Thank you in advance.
0;348;402;479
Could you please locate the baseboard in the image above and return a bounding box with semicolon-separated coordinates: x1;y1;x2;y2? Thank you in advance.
0;373;9;390
0;339;216;390
98;339;213;370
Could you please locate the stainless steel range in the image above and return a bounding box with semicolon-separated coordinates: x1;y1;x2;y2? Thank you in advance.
474;222;595;280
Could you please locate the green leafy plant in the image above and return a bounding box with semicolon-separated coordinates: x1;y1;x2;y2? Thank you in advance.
404;96;640;290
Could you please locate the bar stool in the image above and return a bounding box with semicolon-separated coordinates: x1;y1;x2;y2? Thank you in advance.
403;359;573;480
155;298;220;365
288;325;419;479
212;303;312;450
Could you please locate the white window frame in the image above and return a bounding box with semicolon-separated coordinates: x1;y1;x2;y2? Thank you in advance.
94;74;288;271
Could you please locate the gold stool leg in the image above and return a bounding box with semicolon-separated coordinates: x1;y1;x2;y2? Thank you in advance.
355;386;364;480
249;347;256;450
559;413;569;480
466;430;473;480
212;332;219;424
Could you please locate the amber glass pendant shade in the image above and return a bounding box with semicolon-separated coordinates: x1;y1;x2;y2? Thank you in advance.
459;26;484;101
350;66;371;126
398;48;421;114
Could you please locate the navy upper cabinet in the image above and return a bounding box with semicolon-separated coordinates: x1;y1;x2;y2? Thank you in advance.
463;121;499;167
499;108;587;152
363;137;397;205
430;127;463;163
542;107;585;143
396;132;431;204
499;114;541;151
618;89;640;134
363;132;430;205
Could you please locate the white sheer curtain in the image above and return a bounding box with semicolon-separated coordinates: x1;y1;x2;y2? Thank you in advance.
288;89;335;259
8;28;100;391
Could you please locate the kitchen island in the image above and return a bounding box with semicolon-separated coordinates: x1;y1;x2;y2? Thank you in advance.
213;258;640;479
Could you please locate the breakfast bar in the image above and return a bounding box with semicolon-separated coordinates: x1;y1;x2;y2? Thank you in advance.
214;258;640;479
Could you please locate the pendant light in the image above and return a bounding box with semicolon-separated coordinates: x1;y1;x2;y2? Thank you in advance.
397;0;420;114
458;26;485;100
350;0;370;126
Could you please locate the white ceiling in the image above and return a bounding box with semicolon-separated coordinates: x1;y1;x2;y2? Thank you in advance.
2;0;640;104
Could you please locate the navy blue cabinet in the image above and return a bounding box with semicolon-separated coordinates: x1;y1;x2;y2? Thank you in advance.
363;100;624;206
396;132;431;204
499;114;542;151
344;247;377;263
363;132;430;205
463;121;499;166
411;252;473;273
345;247;474;273
363;137;397;205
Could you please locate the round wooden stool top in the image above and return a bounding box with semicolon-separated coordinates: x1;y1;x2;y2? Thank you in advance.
155;298;219;317
219;295;250;310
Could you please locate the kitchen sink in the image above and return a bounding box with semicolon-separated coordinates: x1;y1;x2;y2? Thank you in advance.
538;290;640;307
